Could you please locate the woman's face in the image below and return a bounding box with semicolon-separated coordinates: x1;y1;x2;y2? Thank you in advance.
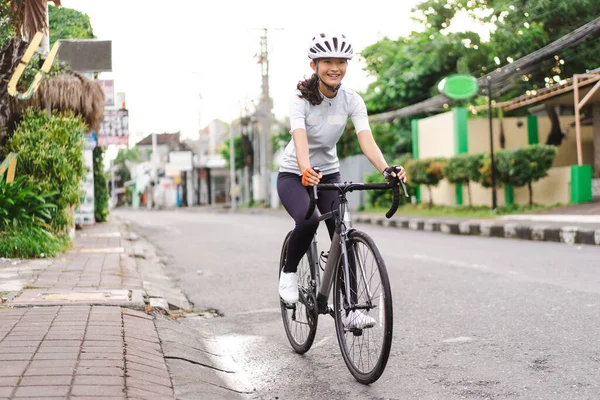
311;58;348;89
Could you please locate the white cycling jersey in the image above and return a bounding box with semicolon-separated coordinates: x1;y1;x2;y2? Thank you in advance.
279;87;371;176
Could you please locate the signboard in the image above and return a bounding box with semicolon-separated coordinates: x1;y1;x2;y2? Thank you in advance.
438;74;479;100
98;109;129;146
169;151;193;172
57;40;112;73
96;80;115;106
75;149;95;225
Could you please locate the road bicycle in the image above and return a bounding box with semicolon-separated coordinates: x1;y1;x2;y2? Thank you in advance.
279;170;408;384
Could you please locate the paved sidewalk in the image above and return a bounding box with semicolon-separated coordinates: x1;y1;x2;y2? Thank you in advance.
0;219;179;400
0;306;173;399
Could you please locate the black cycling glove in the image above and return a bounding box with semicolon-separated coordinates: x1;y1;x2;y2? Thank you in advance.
382;165;403;183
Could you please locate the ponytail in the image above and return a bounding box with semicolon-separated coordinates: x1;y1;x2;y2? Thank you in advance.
296;73;323;106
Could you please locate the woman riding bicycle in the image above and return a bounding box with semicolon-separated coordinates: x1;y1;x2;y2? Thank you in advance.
277;32;406;325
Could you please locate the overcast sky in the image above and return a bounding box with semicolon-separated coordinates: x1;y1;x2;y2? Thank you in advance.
59;0;431;144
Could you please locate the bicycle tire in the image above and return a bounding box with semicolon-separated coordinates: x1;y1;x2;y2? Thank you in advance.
333;230;393;384
279;231;319;354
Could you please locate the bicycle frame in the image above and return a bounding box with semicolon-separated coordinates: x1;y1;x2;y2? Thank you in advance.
309;192;357;315
303;179;408;316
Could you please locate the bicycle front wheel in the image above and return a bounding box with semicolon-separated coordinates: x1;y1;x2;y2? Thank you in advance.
333;230;393;384
279;231;318;354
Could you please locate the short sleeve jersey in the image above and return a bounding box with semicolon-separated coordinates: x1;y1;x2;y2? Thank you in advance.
278;87;371;176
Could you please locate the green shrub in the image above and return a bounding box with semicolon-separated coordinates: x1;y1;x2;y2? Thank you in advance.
6;109;86;233
0;224;70;259
496;145;557;206
443;154;480;206
93;146;109;222
0;176;57;229
406;157;446;208
365;153;415;208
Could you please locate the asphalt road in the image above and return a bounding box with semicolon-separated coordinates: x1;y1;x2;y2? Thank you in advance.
114;207;600;400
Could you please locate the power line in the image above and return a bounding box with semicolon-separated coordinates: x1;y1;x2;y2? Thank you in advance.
370;16;600;122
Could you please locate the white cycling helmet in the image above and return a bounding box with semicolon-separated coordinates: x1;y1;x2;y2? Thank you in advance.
307;33;354;60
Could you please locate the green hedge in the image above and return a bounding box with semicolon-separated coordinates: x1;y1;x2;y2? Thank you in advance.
5;109;86;234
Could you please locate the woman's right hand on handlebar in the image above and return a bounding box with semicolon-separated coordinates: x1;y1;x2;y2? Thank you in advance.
302;167;322;186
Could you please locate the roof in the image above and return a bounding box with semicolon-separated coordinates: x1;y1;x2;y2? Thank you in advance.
136;132;180;146
479;69;600;112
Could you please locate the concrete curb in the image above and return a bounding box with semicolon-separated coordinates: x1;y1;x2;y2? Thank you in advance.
354;216;600;247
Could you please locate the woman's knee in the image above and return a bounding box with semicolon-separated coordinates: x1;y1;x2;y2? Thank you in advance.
295;213;319;234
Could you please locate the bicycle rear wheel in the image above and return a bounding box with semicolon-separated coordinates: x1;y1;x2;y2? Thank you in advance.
333;230;393;384
279;231;318;354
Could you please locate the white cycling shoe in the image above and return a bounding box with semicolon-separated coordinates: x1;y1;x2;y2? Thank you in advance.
279;272;299;304
344;310;376;329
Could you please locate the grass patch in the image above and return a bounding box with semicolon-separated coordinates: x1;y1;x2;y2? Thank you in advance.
359;203;562;219
0;225;71;259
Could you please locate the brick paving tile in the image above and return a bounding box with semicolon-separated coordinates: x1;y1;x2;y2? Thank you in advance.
37;340;81;354
19;375;72;386
122;310;152;320
84;334;123;342
37;340;82;347
126;387;169;400
32;353;79;361
0;353;34;361
28;359;77;369
0;346;37;354
0;361;29;376
81;340;123;347
0;377;19;386
125;383;174;397
80;352;122;361
71;397;125;400
83;328;122;335
124;341;162;353
13;385;70;397
73;375;124;386
125;362;170;377
44;334;85;341
75;366;124;376
123;346;163;359
81;346;123;354
126;377;173;394
125;370;172;388
71;385;125;397
23;367;76;376
78;359;124;368
124;354;166;369
125;349;164;364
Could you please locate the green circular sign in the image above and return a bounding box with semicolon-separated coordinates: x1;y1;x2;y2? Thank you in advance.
438;74;479;100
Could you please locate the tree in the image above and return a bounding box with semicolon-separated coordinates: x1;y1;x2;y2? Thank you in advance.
494;145;557;206
406;157;446;208
220;136;245;170
443;154;479;206
48;4;94;45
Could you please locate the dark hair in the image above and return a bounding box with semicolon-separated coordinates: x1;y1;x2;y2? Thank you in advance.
297;72;323;106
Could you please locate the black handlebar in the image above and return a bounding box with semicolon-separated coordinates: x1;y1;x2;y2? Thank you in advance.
304;174;409;220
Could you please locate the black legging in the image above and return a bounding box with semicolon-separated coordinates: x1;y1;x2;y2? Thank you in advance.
277;172;341;273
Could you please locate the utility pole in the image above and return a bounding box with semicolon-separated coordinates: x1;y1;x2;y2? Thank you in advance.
487;80;498;210
256;28;278;207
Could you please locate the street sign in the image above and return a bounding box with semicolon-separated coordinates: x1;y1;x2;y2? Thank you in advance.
438;74;479;100
169;151;193;172
98;109;129;146
96;80;115;106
